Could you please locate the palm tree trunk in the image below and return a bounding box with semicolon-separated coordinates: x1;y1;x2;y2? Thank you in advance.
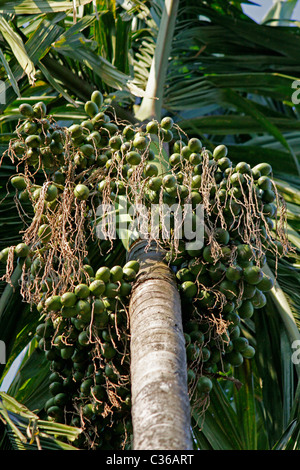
128;240;193;450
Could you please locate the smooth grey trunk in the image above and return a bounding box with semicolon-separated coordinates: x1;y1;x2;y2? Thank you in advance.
128;241;193;450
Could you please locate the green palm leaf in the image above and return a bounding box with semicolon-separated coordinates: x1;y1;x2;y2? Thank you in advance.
0;392;81;450
0;0;93;14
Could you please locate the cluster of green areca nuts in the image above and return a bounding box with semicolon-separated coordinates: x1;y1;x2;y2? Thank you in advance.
34;259;139;449
150;134;281;402
177;237;274;398
0;89;288;447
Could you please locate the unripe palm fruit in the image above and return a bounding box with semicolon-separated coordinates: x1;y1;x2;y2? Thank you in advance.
213;144;228;160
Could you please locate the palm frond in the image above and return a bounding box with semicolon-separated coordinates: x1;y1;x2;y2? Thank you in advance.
0;392;81;450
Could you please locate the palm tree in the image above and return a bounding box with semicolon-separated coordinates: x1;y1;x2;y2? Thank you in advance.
0;0;299;450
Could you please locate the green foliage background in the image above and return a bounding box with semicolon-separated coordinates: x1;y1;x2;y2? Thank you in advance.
0;0;299;450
